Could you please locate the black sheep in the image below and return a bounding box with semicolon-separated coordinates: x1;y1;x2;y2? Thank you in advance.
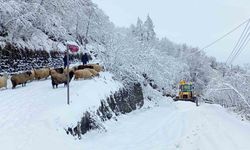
76;65;94;70
51;71;74;88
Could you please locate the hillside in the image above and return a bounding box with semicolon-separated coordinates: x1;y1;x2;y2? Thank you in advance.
0;0;113;50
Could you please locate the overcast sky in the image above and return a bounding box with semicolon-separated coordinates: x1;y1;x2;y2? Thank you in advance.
93;0;250;65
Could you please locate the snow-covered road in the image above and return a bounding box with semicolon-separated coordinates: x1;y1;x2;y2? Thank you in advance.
1;73;250;150
82;101;250;150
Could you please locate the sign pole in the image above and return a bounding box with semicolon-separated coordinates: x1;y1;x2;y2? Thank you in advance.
66;43;79;105
67;46;70;105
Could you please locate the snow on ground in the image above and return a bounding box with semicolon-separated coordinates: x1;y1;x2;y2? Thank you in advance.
81;101;250;150
0;72;122;150
1;73;250;150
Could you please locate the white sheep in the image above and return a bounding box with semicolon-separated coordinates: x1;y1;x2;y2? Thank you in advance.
74;69;93;80
88;64;103;72
87;68;99;76
34;68;50;80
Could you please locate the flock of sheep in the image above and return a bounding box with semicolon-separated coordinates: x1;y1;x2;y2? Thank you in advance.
0;64;103;90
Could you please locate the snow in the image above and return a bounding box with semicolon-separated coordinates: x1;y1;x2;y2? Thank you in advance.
1;72;250;150
65;41;79;47
0;72;122;150
82;101;250;150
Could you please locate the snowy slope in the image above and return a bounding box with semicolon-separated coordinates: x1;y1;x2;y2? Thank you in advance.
0;72;122;150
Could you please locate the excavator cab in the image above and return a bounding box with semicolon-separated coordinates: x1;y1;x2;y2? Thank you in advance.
174;80;198;106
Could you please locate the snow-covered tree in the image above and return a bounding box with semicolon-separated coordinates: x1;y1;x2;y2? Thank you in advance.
143;15;156;41
133;17;144;41
0;0;114;50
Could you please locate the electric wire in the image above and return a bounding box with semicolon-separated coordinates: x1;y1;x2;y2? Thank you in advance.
200;18;250;51
230;31;250;64
186;18;250;58
226;20;250;64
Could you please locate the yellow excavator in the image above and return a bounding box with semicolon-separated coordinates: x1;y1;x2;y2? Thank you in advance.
174;80;198;106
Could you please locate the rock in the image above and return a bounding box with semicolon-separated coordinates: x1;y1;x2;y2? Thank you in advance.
67;82;144;138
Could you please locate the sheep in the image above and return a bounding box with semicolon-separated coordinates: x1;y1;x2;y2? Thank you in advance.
74;69;93;80
76;65;94;70
50;69;58;76
27;70;35;82
86;64;103;72
49;67;64;76
63;68;75;74
54;67;64;74
11;71;32;89
0;73;8;89
50;67;73;76
51;71;74;88
34;68;50;80
87;68;99;77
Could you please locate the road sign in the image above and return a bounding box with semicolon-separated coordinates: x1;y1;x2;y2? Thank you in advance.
68;44;79;53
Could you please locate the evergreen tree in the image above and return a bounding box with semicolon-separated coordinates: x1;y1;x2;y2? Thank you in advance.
143;15;156;41
135;17;144;41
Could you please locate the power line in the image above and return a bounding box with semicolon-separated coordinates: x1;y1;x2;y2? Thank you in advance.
226;20;250;64
200;18;250;51
186;17;250;58
232;38;250;63
226;20;250;63
230;30;250;64
231;31;250;62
